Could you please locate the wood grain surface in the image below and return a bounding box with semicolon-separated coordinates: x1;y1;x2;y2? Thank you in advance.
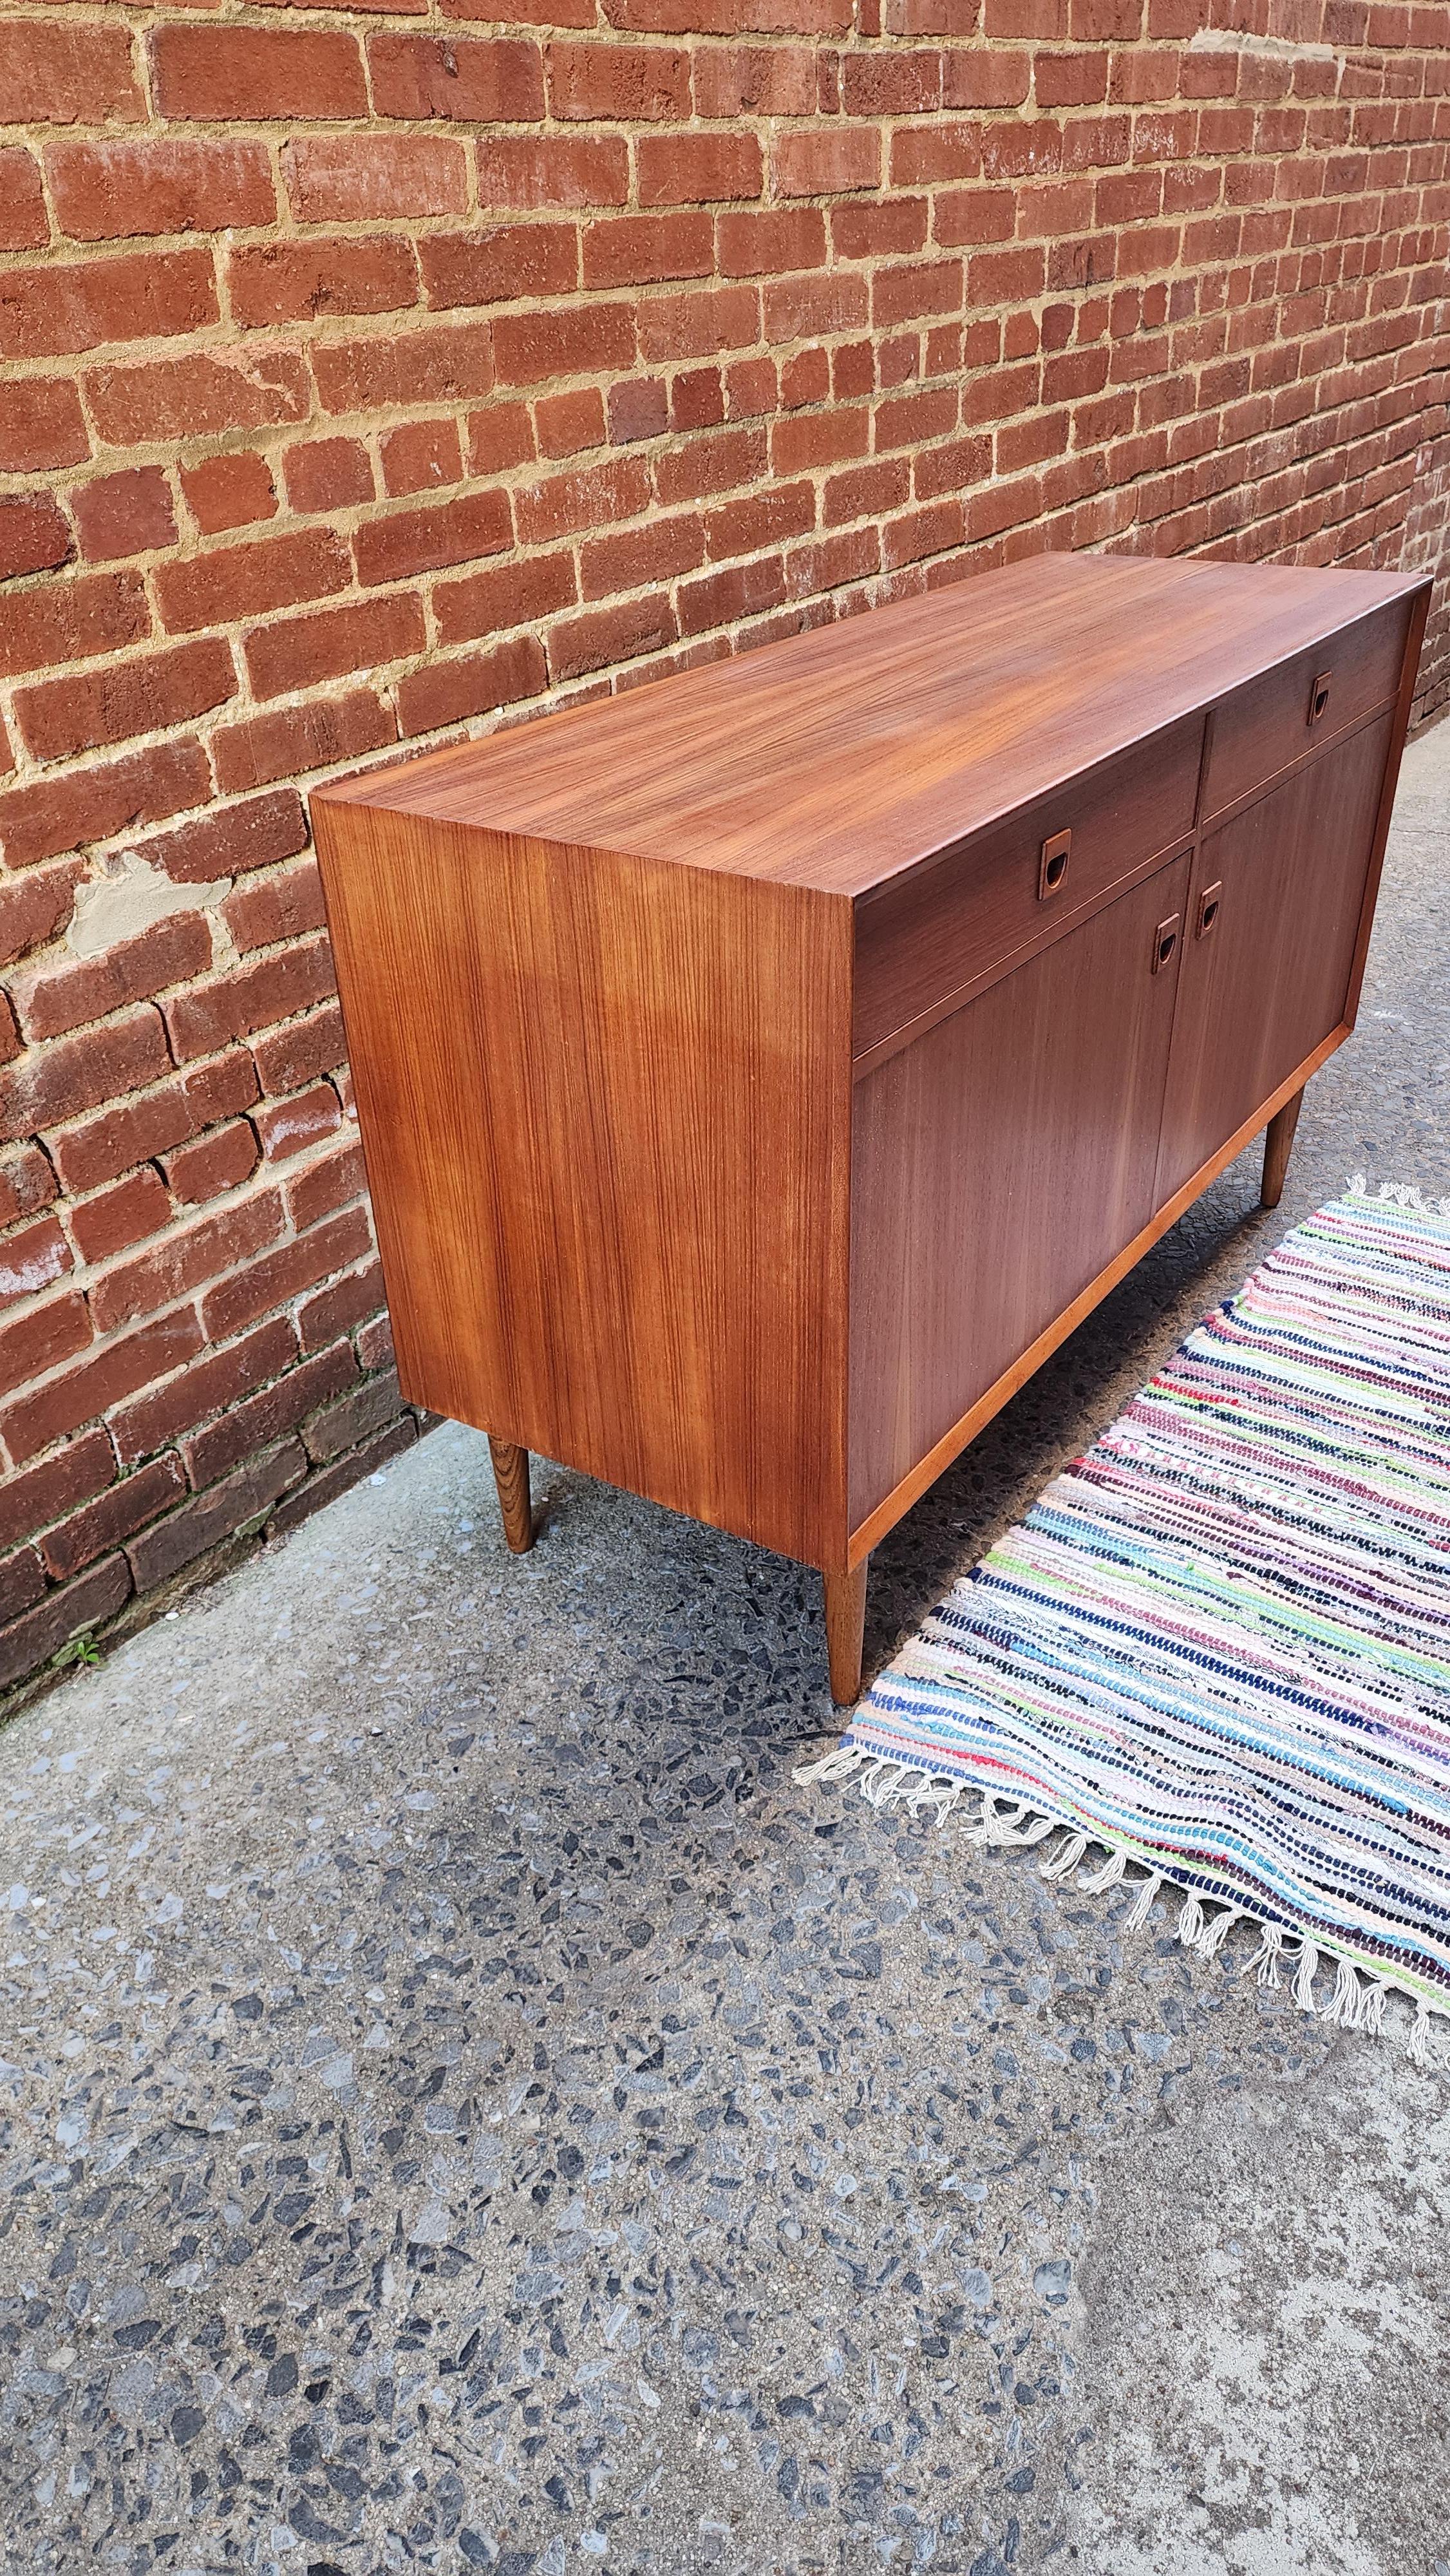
312;800;854;1570
1156;712;1393;1206
849;850;1192;1528
315;552;1425;902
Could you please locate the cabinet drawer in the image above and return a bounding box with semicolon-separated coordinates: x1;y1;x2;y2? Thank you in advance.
852;714;1201;1063
1201;600;1409;824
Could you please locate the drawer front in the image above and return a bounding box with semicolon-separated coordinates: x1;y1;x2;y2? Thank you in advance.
1201;599;1409;824
852;714;1201;1063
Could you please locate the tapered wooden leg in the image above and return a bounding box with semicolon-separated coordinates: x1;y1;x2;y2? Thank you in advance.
824;1560;868;1707
488;1437;534;1553
1261;1086;1304;1211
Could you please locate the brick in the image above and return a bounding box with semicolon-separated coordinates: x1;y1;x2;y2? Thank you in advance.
0;1213;71;1309
514;456;651;547
267;1413;414;1540
0;1144;58;1232
110;1314;295;1468
433;549;577;646
156;528;349;637
126;1437;305;1588
203;1204;373;1345
142;787;312;891
0;570;149;686
0;1007;171;1146
395;634;547;736
369;33;545;122
294;1252;384;1356
213;695;395;799
162;934;335;1067
584;212;713;288
548;592;677;683
1;1307;203;1469
536;388;607;458
0;248;217;363
0;738;210;871
41;1455;187;1582
254;1082;341;1166
0;494;71;583
0;1555;131;1695
580;514;705;598
162;1121;260;1208
636;132;764;202
244;596;425;702
228;237;419;330
0;1289;91;1403
303;1365;404;1466
609;377;670;444
0;378;89;473
0;1545;46;1623
87;349;311;446
313;324;494;416
637;285;760;361
89;1187;283;1336
467;402;537;474
11;914;213;1045
772;128;881;194
493;304;636;386
0;21;143;128
46;138;276;243
0;858;84;970
0;150;47;251
694;44;818;117
70;1168;173;1265
180;451;278;536
706;482;814;556
283;439;374;516
718;207;827;276
420;224;579;310
287;1139;366;1235
476;136;630;209
547;41;691;120
0;1428;114;1558
353;489;513;588
72;468;176;564
151;24;367;122
283;136;468;225
50;1049;258;1197
184;1340;357;1492
252;1001;346;1098
679;555;785;636
356;1311;393;1374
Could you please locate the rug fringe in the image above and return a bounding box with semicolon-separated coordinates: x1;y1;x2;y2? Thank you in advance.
1346;1171;1450;1221
795;1745;1449;2070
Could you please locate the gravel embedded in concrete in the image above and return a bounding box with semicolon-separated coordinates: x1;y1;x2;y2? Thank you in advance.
2;723;1448;2576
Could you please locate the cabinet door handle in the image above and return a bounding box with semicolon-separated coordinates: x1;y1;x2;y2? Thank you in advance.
1039;828;1071;899
1308;668;1332;728
1151;913;1180;974
1196;880;1222;939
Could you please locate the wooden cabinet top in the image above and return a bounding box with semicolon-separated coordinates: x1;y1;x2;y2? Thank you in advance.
317;549;1424;900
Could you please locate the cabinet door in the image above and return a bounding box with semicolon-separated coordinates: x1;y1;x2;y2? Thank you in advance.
849;850;1191;1530
1155;712;1392;1206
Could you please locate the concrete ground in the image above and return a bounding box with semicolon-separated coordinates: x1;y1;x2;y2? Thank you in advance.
3;719;1448;2576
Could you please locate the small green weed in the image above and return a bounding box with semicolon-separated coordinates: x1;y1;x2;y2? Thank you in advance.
52;1631;102;1672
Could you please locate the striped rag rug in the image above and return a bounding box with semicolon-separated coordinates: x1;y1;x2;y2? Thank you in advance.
801;1182;1450;2067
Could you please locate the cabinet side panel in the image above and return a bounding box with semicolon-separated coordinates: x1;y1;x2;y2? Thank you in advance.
312;803;852;1569
849;853;1190;1528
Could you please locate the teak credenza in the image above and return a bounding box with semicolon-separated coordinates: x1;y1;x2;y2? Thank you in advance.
312;551;1429;1705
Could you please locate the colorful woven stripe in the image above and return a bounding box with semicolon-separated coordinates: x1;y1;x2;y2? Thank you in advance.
804;1184;1450;2061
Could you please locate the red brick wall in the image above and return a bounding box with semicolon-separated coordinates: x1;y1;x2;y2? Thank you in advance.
1;0;1446;1698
